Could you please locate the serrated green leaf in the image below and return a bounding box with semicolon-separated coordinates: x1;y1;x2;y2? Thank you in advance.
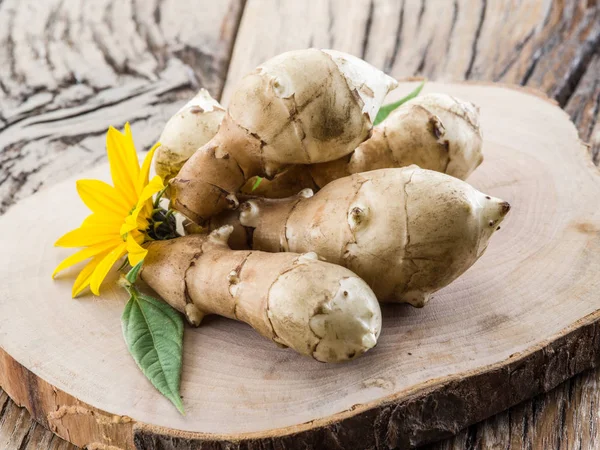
122;289;185;414
373;81;426;126
251;176;263;192
125;260;144;284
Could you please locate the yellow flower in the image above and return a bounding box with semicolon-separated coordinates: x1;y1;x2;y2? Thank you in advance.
53;123;165;297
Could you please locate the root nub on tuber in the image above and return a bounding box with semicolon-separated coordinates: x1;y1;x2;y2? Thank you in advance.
170;49;398;223
155;89;225;182
217;167;510;307
141;226;382;363
243;93;484;198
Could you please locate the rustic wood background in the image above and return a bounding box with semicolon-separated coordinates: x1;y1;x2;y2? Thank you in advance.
0;0;598;448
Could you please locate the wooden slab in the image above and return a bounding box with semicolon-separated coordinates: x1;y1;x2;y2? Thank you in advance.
0;0;244;216
0;82;599;450
222;0;600;110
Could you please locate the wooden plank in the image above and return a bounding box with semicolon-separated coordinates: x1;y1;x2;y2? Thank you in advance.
0;0;245;215
0;392;35;449
566;52;600;164
23;421;77;450
0;388;78;449
426;367;600;450
222;0;599;108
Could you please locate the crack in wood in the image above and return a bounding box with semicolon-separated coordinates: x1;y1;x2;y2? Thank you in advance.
16;421;35;450
327;0;335;49
416;0;426;29
464;0;487;80
553;17;600;107
446;0;459;57
384;0;404;73
494;29;534;82
360;0;374;60
415;36;433;76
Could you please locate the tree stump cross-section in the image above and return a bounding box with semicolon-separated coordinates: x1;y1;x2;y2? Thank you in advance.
0;1;599;449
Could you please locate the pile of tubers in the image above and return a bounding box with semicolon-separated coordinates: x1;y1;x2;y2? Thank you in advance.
146;49;510;363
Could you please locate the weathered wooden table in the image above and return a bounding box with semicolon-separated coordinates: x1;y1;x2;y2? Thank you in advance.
0;0;598;448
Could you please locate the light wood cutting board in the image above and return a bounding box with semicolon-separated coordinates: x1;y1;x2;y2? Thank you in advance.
0;82;599;450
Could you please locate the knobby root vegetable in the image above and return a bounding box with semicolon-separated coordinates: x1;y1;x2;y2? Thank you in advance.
140;226;382;363
242;93;484;198
170;49;398;224
217;167;510;307
155;89;225;181
312;93;484;184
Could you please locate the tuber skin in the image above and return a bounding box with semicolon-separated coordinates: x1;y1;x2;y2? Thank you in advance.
140;226;382;363
217;167;510;307
170;49;398;224
242;93;484;198
155;89;225;182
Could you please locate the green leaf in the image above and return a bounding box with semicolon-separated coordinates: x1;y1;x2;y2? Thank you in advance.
251;176;263;192
122;289;185;414
125;260;144;284
373;81;426;126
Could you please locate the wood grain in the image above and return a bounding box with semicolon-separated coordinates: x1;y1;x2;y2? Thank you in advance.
0;0;599;449
0;0;245;215
566;52;600;165
0;387;77;450
222;0;600;105
424;368;600;450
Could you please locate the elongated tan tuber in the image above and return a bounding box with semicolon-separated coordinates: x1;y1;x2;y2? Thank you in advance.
141;227;382;362
170;49;398;223
224;167;510;307
310;93;483;185
155;89;225;181
242;93;484;198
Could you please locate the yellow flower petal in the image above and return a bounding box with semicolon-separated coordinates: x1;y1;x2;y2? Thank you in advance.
72;251;111;298
127;233;147;266
76;179;131;217
55;124;173;296
123;123;141;181
138;141;161;195
140;176;165;205
55;225;121;248
53;241;119;278
83;213;123;228
106;126;138;206
121;176;165;235
139;175;165;221
89;242;128;295
120;217;136;236
120;214;149;237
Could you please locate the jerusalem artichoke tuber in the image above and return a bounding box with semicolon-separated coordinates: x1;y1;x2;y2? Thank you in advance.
218;167;510;307
242;93;484;198
170;49;398;224
155;89;225;182
310;93;484;184
140;226;382;363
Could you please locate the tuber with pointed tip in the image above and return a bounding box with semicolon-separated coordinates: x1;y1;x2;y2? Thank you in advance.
155;89;225;182
170;49;398;224
242;93;484;198
215;167;510;307
140;226;382;363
